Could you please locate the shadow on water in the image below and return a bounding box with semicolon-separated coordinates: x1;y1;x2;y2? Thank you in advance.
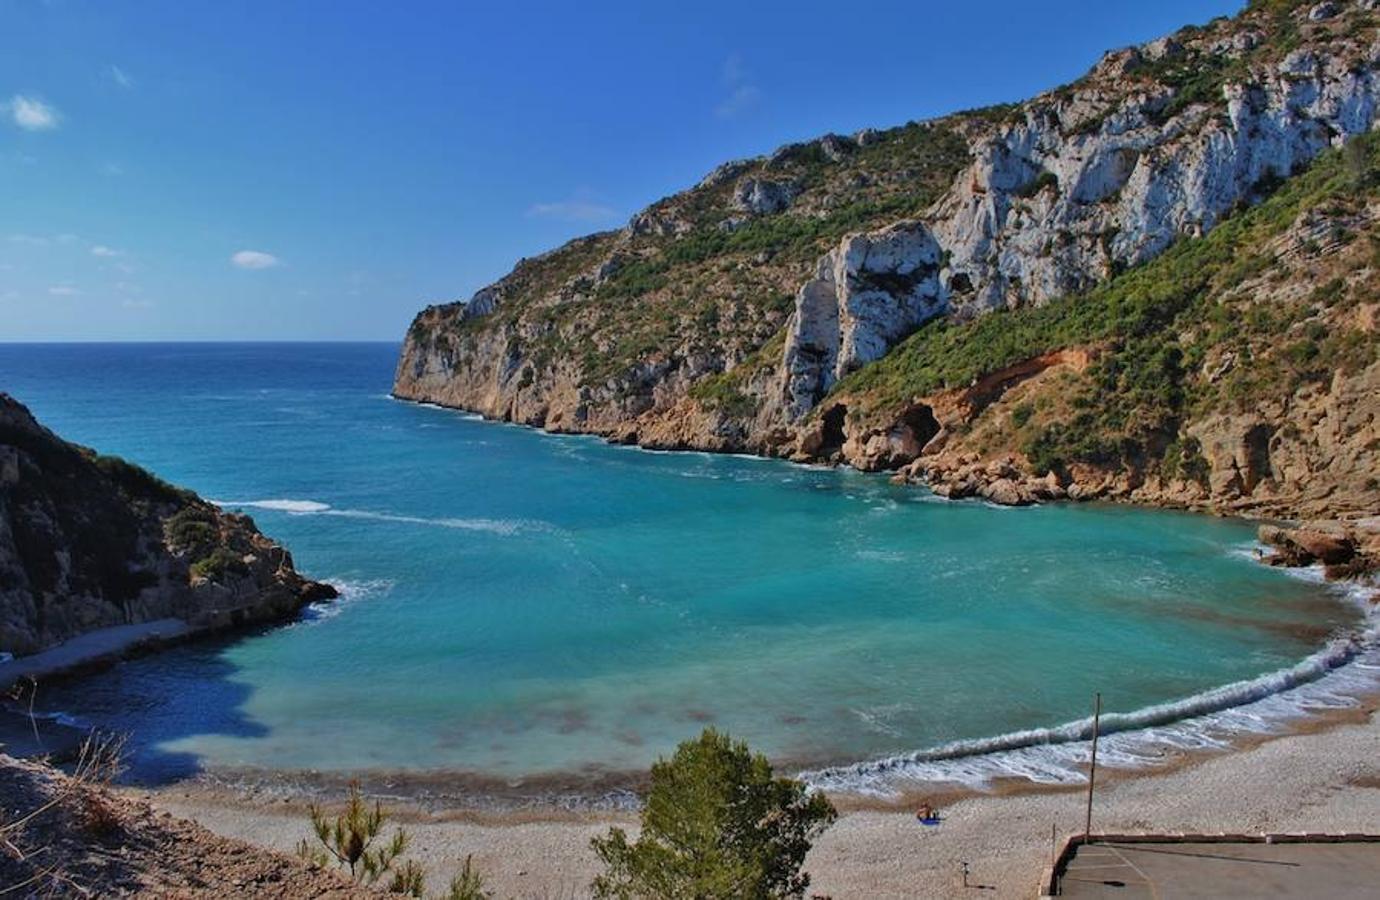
28;629;275;785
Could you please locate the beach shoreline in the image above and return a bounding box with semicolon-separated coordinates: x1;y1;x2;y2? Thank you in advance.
113;680;1380;815
127;698;1380;898
73;561;1377;816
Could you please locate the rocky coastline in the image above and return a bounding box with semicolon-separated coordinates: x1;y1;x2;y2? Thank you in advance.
396;1;1379;542
0;393;337;692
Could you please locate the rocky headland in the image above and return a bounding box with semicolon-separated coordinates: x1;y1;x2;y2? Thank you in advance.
395;0;1379;545
0;393;336;680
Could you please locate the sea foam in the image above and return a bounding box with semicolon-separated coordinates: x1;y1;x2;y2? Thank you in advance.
211;498;547;536
293;577;396;626
212;498;331;514
801;565;1380;795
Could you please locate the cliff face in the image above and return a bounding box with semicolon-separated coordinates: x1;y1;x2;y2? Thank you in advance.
397;0;1380;520
831;130;1380;520
0;395;334;657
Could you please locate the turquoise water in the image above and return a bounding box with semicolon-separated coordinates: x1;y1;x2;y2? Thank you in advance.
0;344;1361;790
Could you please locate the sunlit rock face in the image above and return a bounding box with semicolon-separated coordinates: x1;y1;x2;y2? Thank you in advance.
780;222;943;419
397;1;1380;479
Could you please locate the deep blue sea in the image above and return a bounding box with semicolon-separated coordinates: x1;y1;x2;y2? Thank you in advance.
0;343;1371;795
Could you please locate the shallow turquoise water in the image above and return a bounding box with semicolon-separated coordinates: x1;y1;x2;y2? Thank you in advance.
0;344;1357;786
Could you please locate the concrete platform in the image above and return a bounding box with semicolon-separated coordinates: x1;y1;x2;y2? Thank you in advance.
1057;839;1380;898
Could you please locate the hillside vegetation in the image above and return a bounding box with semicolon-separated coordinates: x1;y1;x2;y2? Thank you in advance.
834;132;1380;479
429;122;973;388
398;0;1380;519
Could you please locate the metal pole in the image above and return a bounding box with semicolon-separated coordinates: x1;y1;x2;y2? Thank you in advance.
1084;692;1101;841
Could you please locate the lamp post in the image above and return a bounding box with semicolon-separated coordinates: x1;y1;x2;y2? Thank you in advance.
1084;692;1102;841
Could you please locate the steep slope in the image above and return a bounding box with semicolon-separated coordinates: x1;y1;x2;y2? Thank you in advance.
0;394;335;657
835;130;1380;519
0;753;364;897
397;0;1380;518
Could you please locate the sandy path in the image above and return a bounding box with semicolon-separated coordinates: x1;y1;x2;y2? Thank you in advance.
0;618;191;690
135;703;1380;899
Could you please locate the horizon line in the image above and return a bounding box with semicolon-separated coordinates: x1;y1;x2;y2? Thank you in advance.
0;339;404;345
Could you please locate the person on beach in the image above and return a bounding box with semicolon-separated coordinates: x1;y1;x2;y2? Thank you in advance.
917;802;938;822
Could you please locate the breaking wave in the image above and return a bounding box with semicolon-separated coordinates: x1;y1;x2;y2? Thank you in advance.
802;566;1380;796
210;498;549;536
215;498;331;514
294;578;396;625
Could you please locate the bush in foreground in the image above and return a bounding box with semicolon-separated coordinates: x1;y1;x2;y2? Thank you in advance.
591;728;837;899
297;782;492;898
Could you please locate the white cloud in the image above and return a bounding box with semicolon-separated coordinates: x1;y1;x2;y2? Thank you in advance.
121;297;154;310
231;249;281;270
90;244;120;257
527;189;618;223
527;200;619;223
7;95;61;131
722;54;747;86
47;285;80;296
8;232;78;247
715;54;762;119
716;85;763;118
108;65;134;89
101;162;125;177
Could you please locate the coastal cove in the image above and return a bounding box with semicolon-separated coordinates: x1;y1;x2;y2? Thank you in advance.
0;343;1373;802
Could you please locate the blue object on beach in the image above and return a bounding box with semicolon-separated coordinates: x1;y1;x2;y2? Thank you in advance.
918;816;942;826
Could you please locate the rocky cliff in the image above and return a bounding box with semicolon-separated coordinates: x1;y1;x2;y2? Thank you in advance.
0;394;335;657
397;0;1380;521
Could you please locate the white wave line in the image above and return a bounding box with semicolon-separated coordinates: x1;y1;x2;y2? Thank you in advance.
209;498;548;536
802;580;1380;795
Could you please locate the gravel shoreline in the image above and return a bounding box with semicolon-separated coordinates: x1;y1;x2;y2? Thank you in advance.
128;699;1380;899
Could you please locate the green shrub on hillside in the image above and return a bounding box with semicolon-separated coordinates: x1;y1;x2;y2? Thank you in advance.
166;506;219;553
689;374;760;418
91;453;196;505
189;547;246;582
1161;436;1211;484
1014;170;1059;199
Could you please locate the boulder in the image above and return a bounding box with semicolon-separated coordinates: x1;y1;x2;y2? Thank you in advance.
1292;530;1355;565
855;128;883;147
1257;522;1356;567
819;134;854;162
981;478;1033;507
733;179;798;215
1308;2;1339;22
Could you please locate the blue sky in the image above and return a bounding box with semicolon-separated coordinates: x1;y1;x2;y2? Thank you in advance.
2;0;1241;341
